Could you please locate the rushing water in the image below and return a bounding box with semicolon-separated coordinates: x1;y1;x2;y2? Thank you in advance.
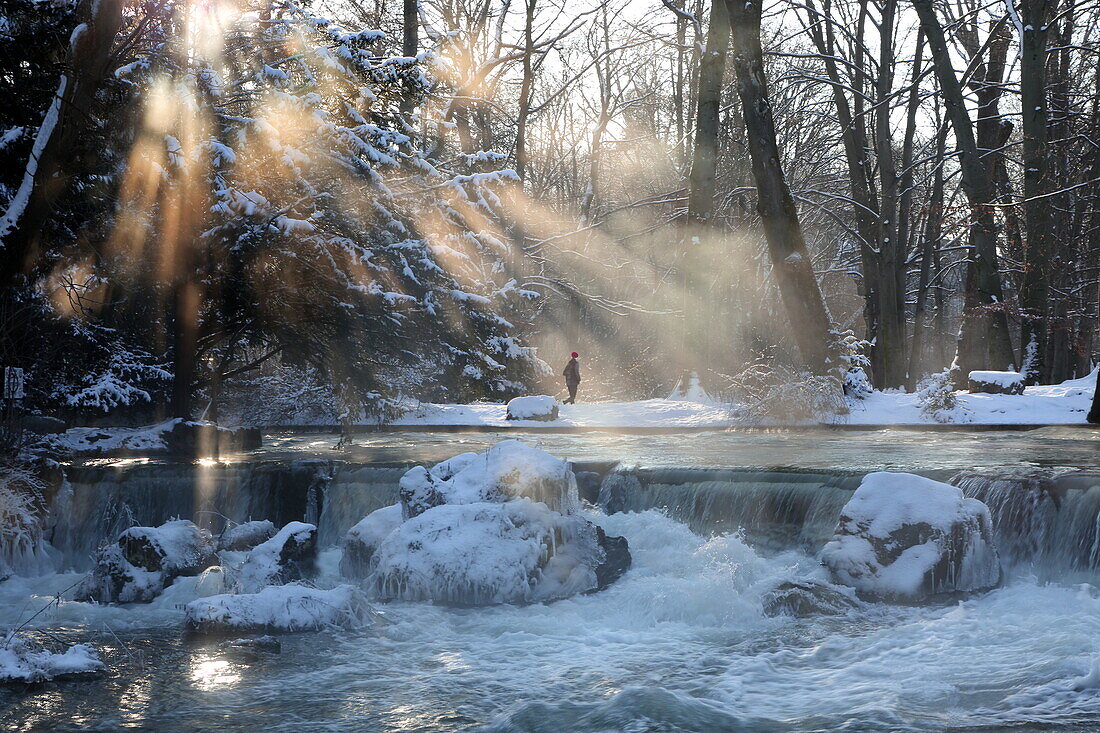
4;428;1100;730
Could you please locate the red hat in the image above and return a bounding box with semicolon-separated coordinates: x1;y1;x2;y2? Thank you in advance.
571;352;579;358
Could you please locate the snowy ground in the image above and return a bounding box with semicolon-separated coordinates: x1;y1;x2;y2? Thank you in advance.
844;372;1096;426
396;372;1097;429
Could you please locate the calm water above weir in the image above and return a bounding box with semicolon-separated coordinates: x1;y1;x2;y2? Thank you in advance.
258;425;1100;472
3;427;1100;731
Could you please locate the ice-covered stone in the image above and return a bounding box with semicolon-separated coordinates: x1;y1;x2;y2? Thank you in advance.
231;521;317;593
75;520;215;603
821;472;1001;603
398;439;578;519
217;520;277;552
372;499;601;605
373;441;631;605
0;637;103;684
184;584;377;634
506;395;559;421
340;504;403;580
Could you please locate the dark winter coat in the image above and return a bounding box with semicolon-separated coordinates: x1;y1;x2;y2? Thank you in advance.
563;358;581;386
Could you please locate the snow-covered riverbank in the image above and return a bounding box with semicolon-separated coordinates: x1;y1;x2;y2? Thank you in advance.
395;372;1097;428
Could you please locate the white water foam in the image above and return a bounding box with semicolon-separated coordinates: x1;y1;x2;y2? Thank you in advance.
3;509;1100;730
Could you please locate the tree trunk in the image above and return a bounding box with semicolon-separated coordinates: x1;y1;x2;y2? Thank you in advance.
912;0;1015;377
802;0;883;384
725;0;834;374
400;0;419;117
514;0;537;181
686;0;731;224
0;0;124;284
1019;0;1053;383
874;0;905;387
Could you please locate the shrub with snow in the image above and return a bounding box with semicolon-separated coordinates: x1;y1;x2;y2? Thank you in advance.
0;464;56;578
0;636;103;684
505;395;559;421
75;520;215;603
820;472;1001;603
354;440;630;605
724;362;847;425
184;584;377;634
916;369;966;423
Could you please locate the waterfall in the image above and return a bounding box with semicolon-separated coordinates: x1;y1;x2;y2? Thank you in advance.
952;469;1100;578
600;467;862;553
47;460;401;570
315;465;404;547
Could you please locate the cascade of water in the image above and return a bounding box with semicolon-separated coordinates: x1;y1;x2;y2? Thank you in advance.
315;465;404;546
952;470;1100;578
48;460;342;570
603;467;861;553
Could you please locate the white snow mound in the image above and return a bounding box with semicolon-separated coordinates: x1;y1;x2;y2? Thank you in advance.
506;395;560;420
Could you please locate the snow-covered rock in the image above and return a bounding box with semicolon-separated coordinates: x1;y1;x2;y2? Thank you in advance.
968;370;1025;395
369;441;631;605
340;504;403;580
184;584;377;634
820;472;1001;603
75;520;216;603
372;499;602;605
230;521;317;593
0;637;103;684
217;520;277;552
506;395;559;421
398;439;578;519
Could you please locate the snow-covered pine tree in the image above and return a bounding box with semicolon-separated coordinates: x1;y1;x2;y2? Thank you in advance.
91;0;539;417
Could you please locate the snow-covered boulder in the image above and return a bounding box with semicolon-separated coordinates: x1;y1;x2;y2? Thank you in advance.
761;579;860;617
217;520;277;552
821;472;1001;603
372;500;602;605
367;441;631;605
75;520;215;603
398;439;578;519
1;637;103;684
968;370;1025;395
506;395;559;421
231;521;317;593
184;584;377;634
340;504;403;580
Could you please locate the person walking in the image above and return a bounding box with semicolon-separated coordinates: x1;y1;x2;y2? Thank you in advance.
562;352;581;404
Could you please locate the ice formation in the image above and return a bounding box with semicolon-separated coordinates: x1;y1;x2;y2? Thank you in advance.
75;519;215;603
184;583;376;633
0;637;103;683
229;521;317;593
340;504;403;579
355;440;630;605
821;472;1001;602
